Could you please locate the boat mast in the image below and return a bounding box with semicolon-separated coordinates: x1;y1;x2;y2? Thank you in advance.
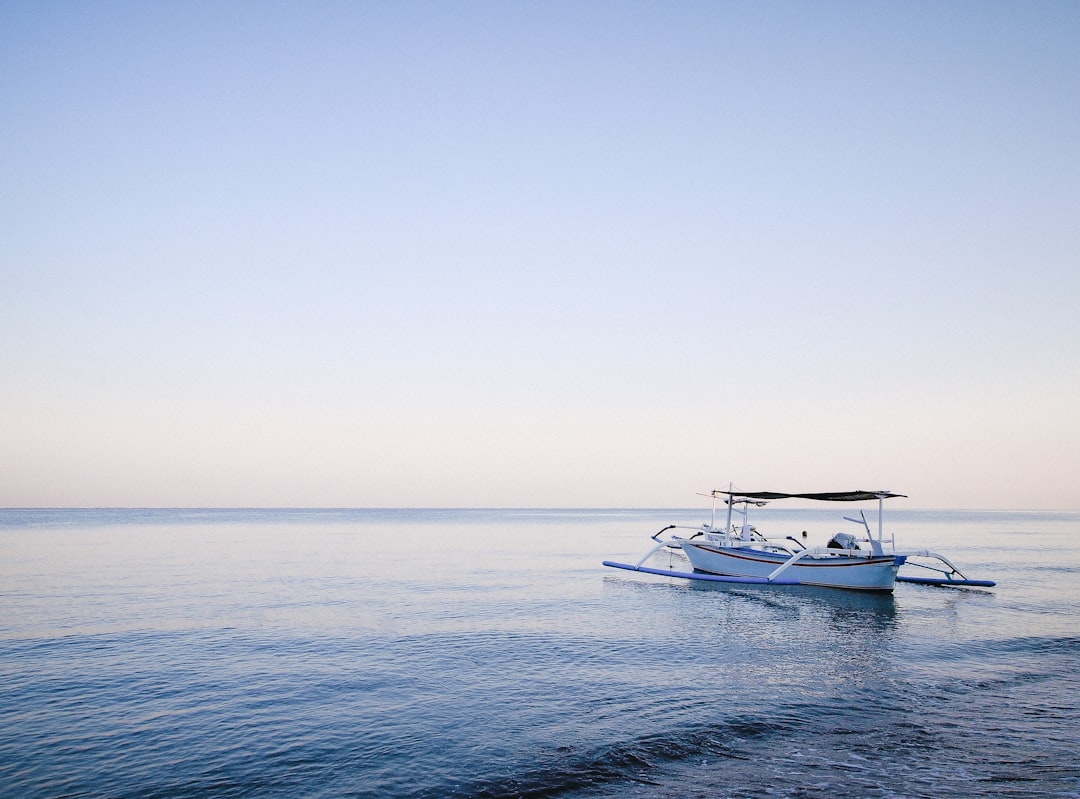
875;491;896;553
725;482;734;542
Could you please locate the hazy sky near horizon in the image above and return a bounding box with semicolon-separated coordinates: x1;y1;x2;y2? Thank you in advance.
2;1;1078;509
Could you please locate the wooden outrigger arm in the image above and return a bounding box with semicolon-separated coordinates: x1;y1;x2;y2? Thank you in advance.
895;549;996;587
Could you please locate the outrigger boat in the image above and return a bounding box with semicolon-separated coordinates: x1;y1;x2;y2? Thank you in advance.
603;488;995;591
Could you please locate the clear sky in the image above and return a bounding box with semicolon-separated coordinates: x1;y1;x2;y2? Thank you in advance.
2;1;1078;509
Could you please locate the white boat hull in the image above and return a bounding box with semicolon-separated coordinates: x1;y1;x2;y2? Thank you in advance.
680;541;905;591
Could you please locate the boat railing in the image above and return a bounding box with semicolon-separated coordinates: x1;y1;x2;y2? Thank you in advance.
699;527;801;551
646;521;895;566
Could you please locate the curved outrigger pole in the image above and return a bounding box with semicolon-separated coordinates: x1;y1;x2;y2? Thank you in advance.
895;550;996;587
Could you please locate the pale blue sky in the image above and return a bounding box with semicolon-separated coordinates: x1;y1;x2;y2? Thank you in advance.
2;1;1078;508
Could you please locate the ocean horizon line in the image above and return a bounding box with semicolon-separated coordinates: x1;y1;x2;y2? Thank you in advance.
3;505;1079;513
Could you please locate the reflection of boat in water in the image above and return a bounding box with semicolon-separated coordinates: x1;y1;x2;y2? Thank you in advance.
604;487;996;592
686;579;900;630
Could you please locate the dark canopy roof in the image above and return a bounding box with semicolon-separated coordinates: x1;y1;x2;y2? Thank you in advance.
715;490;906;502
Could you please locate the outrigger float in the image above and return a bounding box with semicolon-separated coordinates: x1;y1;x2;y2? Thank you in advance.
603;488;995;591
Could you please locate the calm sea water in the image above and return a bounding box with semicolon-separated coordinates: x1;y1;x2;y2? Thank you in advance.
1;508;1077;799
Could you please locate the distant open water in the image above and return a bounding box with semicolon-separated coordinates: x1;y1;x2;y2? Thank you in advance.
1;508;1078;799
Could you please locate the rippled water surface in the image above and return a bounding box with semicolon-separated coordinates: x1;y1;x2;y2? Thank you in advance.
1;508;1078;798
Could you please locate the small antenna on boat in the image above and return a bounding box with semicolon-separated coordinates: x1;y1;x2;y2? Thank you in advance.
842;510;871;535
